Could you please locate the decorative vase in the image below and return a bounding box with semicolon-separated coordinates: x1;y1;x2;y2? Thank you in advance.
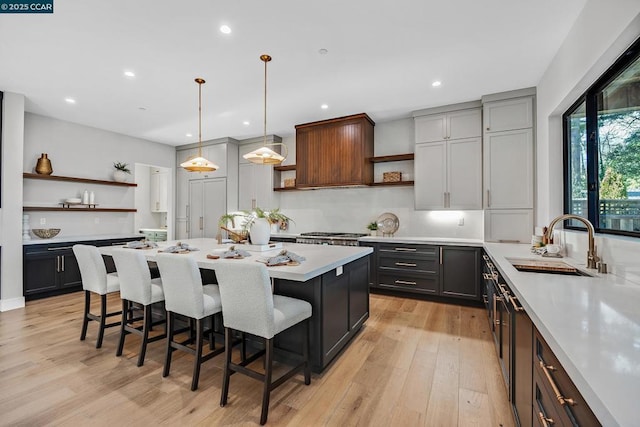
113;170;128;182
370;230;377;236
35;153;53;175
250;218;271;245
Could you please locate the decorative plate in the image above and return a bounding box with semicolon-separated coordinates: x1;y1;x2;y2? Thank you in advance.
376;212;399;234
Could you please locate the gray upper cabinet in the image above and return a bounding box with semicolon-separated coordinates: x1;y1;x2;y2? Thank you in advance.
415;108;481;143
483;97;533;133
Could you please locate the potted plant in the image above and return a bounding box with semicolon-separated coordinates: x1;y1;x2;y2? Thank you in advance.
113;162;131;182
218;213;247;243
242;207;293;245
367;221;378;236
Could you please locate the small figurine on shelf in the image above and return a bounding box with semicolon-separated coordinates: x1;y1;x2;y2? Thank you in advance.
113;162;131;182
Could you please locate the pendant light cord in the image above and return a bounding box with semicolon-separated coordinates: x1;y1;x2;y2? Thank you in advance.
198;79;203;158
263;56;268;147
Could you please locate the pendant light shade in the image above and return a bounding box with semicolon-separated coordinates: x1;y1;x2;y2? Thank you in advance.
181;78;219;172
243;54;288;165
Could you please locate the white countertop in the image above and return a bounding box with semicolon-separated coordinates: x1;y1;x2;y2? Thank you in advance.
484;243;640;427
100;238;373;282
359;236;484;246
23;233;144;246
139;228;167;233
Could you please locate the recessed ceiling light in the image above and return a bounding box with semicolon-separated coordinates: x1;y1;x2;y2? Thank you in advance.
124;71;136;78
186;133;193;137
318;48;328;55
138;106;147;111
432;81;442;87
220;25;231;34
321;104;329;109
243;121;250;126
64;98;76;104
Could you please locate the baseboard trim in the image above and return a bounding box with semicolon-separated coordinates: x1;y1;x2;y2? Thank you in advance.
0;297;26;312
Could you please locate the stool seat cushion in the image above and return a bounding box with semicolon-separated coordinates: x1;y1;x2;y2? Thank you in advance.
149;277;165;305
273;295;312;336
106;272;120;294
202;284;222;317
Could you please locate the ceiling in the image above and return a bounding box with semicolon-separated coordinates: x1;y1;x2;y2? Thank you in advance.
0;0;587;146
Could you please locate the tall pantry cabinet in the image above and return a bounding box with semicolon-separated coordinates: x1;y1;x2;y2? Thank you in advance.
482;90;535;243
175;139;239;240
413;102;483;210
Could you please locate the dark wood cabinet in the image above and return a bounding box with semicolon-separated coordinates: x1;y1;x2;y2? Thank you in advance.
440;246;481;299
23;236;142;300
295;113;374;188
358;242;377;287
513;302;533;427
274;255;370;372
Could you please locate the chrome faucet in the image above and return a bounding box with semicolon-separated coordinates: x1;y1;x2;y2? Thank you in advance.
545;214;600;269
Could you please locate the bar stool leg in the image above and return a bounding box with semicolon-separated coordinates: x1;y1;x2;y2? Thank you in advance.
163;311;174;377
220;327;232;407
191;318;204;391
138;304;151;367
304;319;311;385
116;299;129;356
96;294;107;349
80;290;90;341
260;338;274;425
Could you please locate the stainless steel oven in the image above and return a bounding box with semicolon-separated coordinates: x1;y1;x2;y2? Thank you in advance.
295;232;368;246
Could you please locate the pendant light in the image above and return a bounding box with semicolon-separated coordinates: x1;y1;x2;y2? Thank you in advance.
180;78;219;172
243;54;288;165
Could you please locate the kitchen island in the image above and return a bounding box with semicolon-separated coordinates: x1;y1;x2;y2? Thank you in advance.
101;239;373;372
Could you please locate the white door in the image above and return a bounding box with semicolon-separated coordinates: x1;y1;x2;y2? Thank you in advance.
484;129;533;209
414;114;446;143
447;109;482;140
484;209;534;243
448;138;482;209
483;97;533;133
415;141;446;210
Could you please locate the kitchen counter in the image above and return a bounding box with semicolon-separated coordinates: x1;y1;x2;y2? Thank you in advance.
23;233;144;246
359;236;483;246
484;243;640;427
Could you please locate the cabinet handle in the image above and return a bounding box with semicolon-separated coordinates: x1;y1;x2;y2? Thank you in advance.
482;295;488;304
252;198;257;210
56;255;60;273
156;201;159;210
47;246;73;251
492;294;497;324
539;361;575;406
487;189;491;207
498;239;521;243
61;255;65;272
486;127;490;131
394;247;417;252
482;254;490;261
537;412;554;427
439;247;443;265
395;262;417;267
509;295;524;311
199;217;203;230
395;280;417;286
497;283;509;295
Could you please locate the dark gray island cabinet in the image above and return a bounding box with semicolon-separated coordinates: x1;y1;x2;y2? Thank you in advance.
273;255;369;372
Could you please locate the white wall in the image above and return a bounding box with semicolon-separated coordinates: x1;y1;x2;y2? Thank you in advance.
1;93;26;311
276;117;484;238
22;113;176;238
536;0;640;273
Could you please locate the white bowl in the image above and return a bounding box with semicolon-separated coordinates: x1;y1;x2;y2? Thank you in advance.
66;198;82;203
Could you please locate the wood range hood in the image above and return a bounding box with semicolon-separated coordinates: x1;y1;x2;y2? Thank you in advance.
295;113;375;189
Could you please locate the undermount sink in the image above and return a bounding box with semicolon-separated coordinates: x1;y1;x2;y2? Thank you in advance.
506;257;594;277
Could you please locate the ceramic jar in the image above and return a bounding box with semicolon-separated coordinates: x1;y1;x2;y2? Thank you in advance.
250;218;271;245
35;153;53;175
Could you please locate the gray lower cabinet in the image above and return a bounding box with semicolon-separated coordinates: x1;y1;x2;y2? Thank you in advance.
23;237;142;300
363;242;481;301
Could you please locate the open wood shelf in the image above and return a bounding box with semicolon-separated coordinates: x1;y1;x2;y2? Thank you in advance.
23;207;137;213
368;153;414;163
273;187;299;192
368;180;414;187
274;165;296;171
23;172;137;187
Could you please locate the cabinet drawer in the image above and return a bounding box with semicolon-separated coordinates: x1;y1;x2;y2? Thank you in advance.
378;244;438;257
534;331;600;426
379;256;438;273
534;370;567;427
377;272;438;294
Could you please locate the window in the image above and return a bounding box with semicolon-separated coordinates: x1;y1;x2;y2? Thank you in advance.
564;37;640;237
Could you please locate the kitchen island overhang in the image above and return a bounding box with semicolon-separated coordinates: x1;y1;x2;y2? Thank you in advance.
100;239;373;372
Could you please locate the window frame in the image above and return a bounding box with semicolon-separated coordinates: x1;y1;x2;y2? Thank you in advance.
562;36;640;238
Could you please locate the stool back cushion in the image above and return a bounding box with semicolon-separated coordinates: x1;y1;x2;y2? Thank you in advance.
111;248;152;304
73;244;108;294
156;254;204;318
213;261;275;339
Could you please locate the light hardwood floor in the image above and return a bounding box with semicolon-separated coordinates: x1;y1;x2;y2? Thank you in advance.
0;292;515;426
